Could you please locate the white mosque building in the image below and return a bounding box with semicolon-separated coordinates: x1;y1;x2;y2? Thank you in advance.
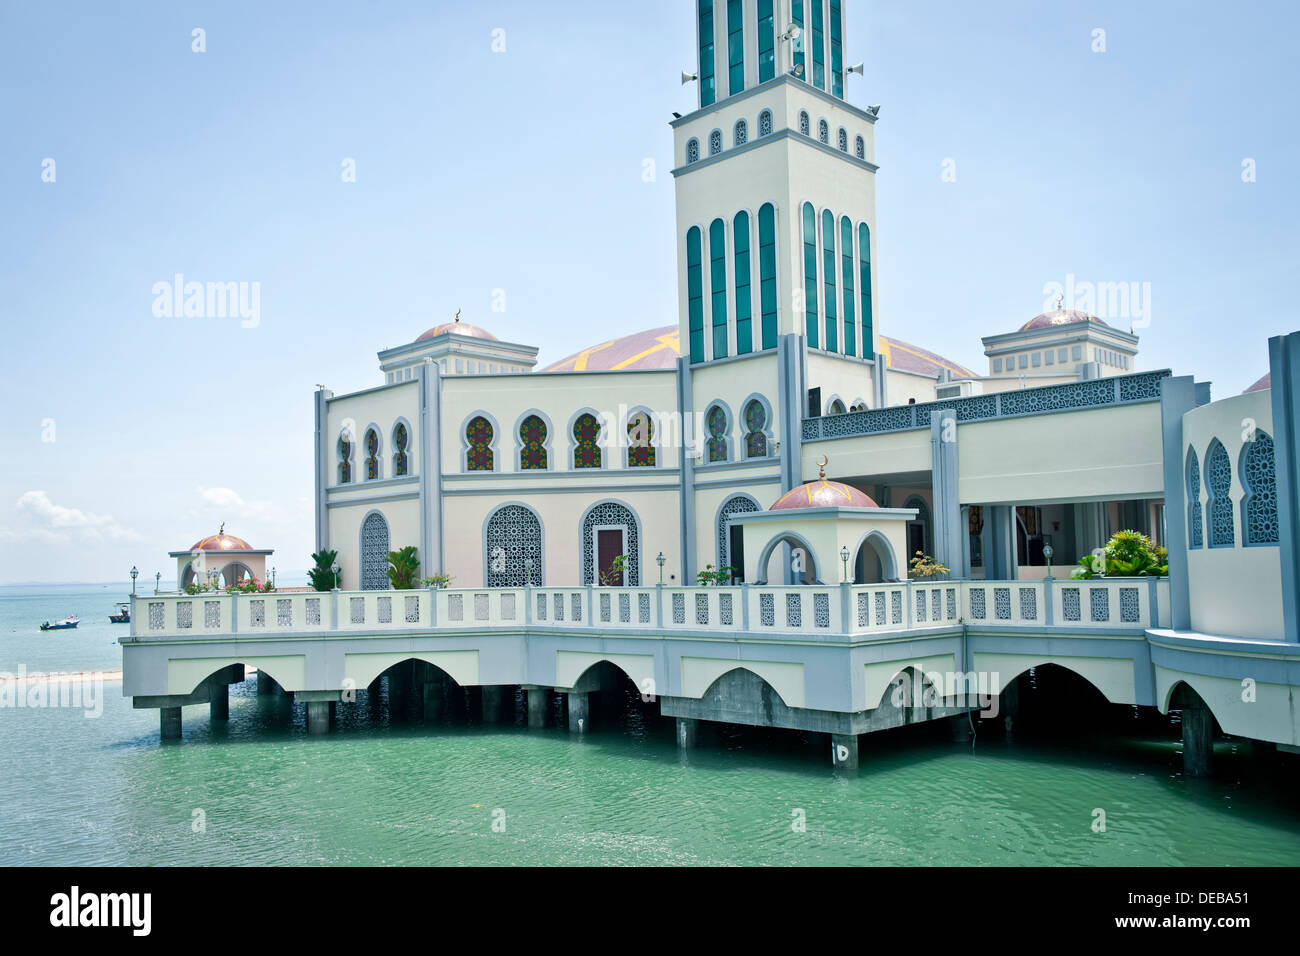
125;0;1300;771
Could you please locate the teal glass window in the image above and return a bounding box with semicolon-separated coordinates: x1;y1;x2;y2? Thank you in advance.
791;1;805;81
710;218;728;359
858;222;873;358
734;211;753;354
699;1;716;107
840;216;856;356
727;0;744;95
759;203;778;350
687;227;705;363
810;0;825;89
802;202;819;348
830;0;844;97
757;0;775;82
821;209;837;352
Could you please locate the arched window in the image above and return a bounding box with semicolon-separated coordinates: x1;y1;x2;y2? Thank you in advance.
818;119;829;144
392;422;410;476
1205;439;1234;547
485;504;543;587
840;216;856;356
706;404;729;462
1186;448;1203;549
744;399;769;458
858;222;874;358
758;203;777;349
364;427;380;480
758;109;773;137
837;127;848;151
360;511;390;590
627;411;656;467
338;431;354;484
687;226;705;363
828;398;847;415
519;415;548;470
709;218;728;359
904;495;931;558
734;118;748;146
1241;430;1279;545
855;135;865;159
757;0;775;81
802;202;819;347
734;210;752;354
582;501;641;585
718;494;761;581
686;138;700;164
849;400;867;412
466;416;494;471
698;0;715;107
709;128;723;155
821;208;838;352
573;413;602;469
799;111;810;136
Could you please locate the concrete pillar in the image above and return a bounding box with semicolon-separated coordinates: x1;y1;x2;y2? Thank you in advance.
1182;697;1214;777
567;691;589;734
481;686;504;724
209;681;229;721
675;717;698;750
527;688;547;728
160;706;181;741
830;733;859;770
422;679;443;721
1002;677;1020;732
307;700;331;735
950;713;972;742
256;670;275;695
930;409;964;577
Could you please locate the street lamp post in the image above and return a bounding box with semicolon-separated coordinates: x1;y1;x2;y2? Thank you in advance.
130;566;138;596
331;563;341;591
154;571;161;594
524;557;534;586
1042;544;1055;581
656;552;666;585
840;547;850;583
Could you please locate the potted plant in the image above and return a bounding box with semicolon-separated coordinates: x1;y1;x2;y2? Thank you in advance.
386;546;421;590
308;550;340;592
908;552;950;580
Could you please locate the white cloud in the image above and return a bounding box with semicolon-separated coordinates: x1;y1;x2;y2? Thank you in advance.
194;485;305;527
7;491;143;544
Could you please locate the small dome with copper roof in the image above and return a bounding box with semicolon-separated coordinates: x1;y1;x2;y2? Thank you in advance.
190;524;253;551
770;457;878;510
416;311;498;343
1245;373;1271;394
1019;296;1109;333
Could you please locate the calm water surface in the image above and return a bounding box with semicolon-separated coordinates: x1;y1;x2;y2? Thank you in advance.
4;586;1300;866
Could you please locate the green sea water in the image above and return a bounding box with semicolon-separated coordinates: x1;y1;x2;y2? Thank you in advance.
4;585;1300;866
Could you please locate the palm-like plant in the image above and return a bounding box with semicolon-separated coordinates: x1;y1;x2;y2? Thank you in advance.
308;550;340;591
386;546;421;590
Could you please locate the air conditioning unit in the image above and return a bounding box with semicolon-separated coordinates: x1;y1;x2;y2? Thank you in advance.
935;382;970;400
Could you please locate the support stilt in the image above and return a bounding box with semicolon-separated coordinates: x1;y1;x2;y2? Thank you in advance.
307;700;331;735
527;688;547;728
1182;697;1214;777
831;733;859;770
675;717;698;750
481;686;504;724
160;706;181;741
567;691;589;734
209;681;228;721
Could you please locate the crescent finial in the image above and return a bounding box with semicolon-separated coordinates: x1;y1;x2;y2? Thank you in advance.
817;454;828;479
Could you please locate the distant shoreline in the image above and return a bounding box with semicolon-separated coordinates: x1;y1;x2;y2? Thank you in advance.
0;669;123;684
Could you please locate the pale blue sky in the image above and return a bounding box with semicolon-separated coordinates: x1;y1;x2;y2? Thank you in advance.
1;0;1297;583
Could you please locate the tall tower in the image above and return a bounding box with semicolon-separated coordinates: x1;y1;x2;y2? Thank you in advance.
672;0;881;404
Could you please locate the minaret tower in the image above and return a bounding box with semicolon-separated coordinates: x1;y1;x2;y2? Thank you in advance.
671;0;881;404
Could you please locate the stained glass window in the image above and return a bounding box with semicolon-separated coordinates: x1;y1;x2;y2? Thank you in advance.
466;416;494;471
393;422;409;476
744;399;767;458
573;413;601;469
707;405;729;462
1241;430;1279;545
519;415;548;470
1186;448;1203;549
338;433;353;484
628;412;656;467
365;428;379;480
1206;439;1234;547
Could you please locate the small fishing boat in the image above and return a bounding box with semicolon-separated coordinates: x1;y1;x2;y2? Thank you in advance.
109;603;131;624
40;615;80;631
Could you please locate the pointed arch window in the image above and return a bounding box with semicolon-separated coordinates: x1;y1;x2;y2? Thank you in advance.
758;203;778;349
709;218;728;359
802;202;819;347
840;216;856;356
627;412;656;467
828;398;847;415
485;504;543;587
466;416;494;472
734;210;753;354
392;422;410;476
1206;440;1233;547
1241;431;1279;545
734;118;748;146
686;138;701;164
709;128;723;155
364;427;380;480
758;109;773;137
1186;448;1203;549
821;208;838;353
706;404;729;462
519;415;548;470
858;222;874;358
744;399;769;458
360;511;390;590
338;431;354;484
573;413;602;469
